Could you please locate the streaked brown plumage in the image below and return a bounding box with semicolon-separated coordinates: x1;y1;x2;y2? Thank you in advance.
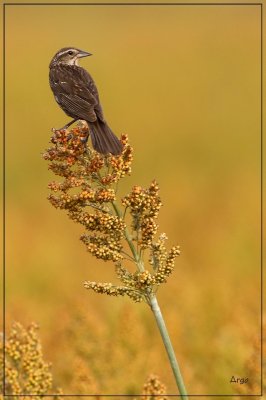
49;47;122;155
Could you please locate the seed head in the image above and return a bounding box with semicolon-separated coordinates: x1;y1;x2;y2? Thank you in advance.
44;126;180;303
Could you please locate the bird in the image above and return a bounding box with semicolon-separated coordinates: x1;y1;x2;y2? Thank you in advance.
49;47;122;155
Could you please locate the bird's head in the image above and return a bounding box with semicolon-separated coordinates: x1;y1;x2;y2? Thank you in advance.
49;47;92;68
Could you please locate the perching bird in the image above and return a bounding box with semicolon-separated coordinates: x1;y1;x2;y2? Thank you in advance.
49;47;122;155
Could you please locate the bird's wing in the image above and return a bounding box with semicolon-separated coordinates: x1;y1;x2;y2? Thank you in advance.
78;68;105;122
50;67;97;122
50;66;104;123
57;93;97;122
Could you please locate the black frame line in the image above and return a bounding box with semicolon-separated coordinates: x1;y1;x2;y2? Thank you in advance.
1;2;263;5
1;396;264;398
2;2;6;398
261;1;264;398
2;2;263;397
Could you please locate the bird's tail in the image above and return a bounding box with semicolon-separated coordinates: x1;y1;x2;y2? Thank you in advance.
89;119;122;155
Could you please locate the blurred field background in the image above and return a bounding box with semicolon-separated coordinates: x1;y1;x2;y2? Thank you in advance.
4;2;261;395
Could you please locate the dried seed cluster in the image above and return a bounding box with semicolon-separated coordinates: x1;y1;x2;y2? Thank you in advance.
122;181;162;248
43;125;132;262
0;323;61;397
83;281;142;303
141;374;168;400
81;233;123;262
149;234;181;284
44;125;180;303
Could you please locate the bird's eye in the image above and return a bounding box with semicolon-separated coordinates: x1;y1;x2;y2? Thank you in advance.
68;51;74;55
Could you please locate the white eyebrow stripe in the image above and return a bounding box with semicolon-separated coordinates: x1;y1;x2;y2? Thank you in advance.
57;49;76;57
57;51;67;57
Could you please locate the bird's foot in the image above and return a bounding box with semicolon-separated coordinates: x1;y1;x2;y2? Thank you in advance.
80;132;90;143
50;121;89;145
51;119;77;133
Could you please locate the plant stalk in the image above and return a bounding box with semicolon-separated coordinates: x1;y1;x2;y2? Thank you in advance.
149;295;189;398
112;201;144;272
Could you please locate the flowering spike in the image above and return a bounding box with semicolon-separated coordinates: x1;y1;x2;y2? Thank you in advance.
43;126;180;302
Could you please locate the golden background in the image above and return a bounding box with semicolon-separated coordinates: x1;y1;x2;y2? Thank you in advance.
4;2;261;395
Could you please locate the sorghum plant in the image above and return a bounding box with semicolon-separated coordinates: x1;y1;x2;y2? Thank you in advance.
140;374;168;400
0;322;62;397
43;123;188;398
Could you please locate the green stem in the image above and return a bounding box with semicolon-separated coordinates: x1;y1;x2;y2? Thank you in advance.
112;201;144;272
149;295;189;398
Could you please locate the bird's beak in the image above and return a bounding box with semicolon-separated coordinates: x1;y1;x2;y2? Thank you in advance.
78;51;92;58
